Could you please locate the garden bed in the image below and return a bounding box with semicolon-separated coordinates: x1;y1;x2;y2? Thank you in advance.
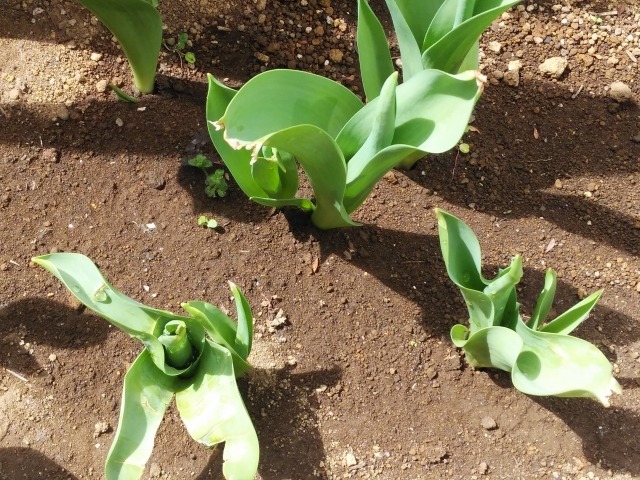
1;0;639;479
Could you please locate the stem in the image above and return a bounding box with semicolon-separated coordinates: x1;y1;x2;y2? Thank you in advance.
158;320;194;369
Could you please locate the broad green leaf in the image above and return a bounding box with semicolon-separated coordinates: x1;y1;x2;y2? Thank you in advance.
422;0;520;73
218;69;363;145
76;0;162;93
181;301;252;377
206;75;268;200
258;125;359;229
176;341;259;480
105;350;176;480
357;0;394;101
513;318;622;406
435;209;486;291
451;325;522;371
394;0;445;47
32;253;162;337
540;290;602;335
345;72;398;186
529;269;557;330
338;69;482;159
251;148;299;199
229;281;253;360
384;0;423;80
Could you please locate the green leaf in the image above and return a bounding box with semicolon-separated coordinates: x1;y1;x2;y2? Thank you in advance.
176;341;259;480
229;281;253;361
422;0;520;73
76;0;162;93
529;269;557;330
197;215;208;226
206;218;218;228
435;209;486;291
185;52;196;64
217;69;363;145
250;196;316;212
357;0;394;101
206;75;268;200
383;0;423;80
258;125;359;229
338;69;482;159
105;350;176;480
176;32;188;50
393;0;445;48
251;148;299;199
483;255;522;326
424;0;460;48
451;325;522;371
110;84;140;103
513;318;622;406
540;290;602;335
188;154;213;169
181;301;252;377
32;253;161;337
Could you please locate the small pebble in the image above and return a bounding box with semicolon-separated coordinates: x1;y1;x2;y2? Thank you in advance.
538;57;568;78
96;79;108;93
90;52;103;61
481;416;498;430
609;81;633;103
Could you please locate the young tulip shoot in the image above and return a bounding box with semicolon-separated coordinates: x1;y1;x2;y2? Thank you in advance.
435;209;622;406
32;253;259;480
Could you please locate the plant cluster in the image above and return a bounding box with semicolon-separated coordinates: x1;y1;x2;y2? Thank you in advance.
33;253;259;480
187;154;229;198
205;0;519;229
435;209;621;406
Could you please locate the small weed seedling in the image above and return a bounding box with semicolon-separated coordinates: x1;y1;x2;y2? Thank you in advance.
165;32;197;66
198;215;218;229
187;154;229;198
33;253;259;480
435;209;621;406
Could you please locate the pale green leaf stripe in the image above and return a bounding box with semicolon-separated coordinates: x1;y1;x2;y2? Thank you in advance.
105;351;176;480
219;69;363;144
424;0;460;48
452;325;523;371
206;75;268;199
76;0;162;93
357;0;394;101
177;341;259;480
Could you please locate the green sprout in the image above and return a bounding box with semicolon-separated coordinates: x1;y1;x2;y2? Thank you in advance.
33;253;259;480
206;0;520;229
435;209;622;406
165;32;197;65
187;154;229;198
76;0;162;93
198;215;218;229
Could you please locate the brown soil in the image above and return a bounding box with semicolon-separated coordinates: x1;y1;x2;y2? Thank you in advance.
1;0;639;479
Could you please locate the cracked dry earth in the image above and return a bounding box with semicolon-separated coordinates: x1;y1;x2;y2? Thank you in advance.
1;0;639;479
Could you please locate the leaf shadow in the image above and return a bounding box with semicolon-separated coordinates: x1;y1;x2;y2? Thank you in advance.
193;365;342;480
531;396;640;475
0;297;110;375
0;447;78;480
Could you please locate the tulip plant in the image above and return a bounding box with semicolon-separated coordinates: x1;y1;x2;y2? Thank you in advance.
76;0;163;93
206;0;519;229
33;253;258;480
435;209;622;406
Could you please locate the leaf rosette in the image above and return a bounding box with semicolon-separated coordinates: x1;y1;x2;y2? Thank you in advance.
33;253;258;480
436;209;622;406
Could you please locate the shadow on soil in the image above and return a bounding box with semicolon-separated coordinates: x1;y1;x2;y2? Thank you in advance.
0;447;77;480
533;396;640;476
194;365;342;480
0;297;110;374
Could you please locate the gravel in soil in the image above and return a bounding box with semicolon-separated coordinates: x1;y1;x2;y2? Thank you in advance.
1;0;639;479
